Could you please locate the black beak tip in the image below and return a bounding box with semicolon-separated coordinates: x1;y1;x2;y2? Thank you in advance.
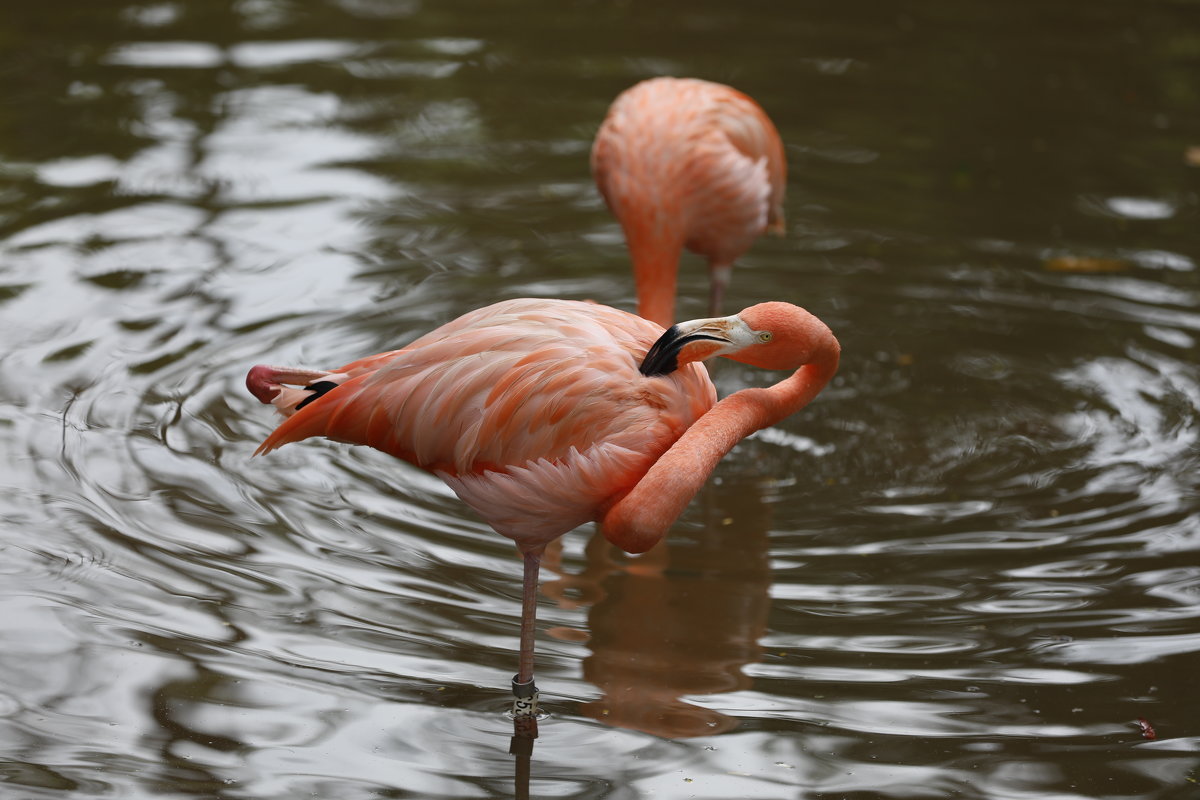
639;325;681;377
639;325;728;377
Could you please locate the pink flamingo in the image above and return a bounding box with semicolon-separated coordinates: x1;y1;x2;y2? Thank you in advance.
246;298;838;716
592;77;787;328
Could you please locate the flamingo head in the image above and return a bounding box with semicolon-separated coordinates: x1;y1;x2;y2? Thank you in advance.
639;302;838;376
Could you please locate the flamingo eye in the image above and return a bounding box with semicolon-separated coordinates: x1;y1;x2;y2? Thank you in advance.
758;331;773;344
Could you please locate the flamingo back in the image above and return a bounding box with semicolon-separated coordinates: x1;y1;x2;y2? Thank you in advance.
255;299;716;544
592;77;786;266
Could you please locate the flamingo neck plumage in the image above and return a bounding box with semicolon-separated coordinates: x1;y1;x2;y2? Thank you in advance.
627;226;685;330
600;337;840;554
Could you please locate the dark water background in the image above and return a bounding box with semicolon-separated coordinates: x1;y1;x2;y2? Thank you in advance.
2;1;1199;798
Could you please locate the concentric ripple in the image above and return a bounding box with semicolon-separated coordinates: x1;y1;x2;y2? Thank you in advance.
1;1;1198;799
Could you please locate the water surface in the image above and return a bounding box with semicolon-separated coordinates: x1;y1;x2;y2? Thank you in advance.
1;1;1199;798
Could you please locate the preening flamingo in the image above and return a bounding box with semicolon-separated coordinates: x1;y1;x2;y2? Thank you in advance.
246;298;838;716
592;77;787;328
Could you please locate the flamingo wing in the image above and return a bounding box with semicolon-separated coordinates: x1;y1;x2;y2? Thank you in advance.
255;299;716;543
707;86;787;234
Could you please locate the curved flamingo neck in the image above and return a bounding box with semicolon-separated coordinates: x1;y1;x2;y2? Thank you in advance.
601;338;839;554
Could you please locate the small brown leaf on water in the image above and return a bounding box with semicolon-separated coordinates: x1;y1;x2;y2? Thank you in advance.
1186;146;1200;166
1134;717;1157;740
1044;256;1129;273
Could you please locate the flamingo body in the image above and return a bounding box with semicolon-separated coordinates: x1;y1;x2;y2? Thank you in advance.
253;299;715;549
592;77;787;327
248;297;838;712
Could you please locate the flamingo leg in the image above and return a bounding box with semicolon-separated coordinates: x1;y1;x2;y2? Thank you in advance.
708;264;732;316
511;547;543;718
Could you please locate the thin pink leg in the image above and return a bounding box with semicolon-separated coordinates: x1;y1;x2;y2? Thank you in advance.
511;547;543;718
708;264;731;316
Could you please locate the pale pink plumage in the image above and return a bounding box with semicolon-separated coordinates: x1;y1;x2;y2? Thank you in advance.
247;296;838;714
254;299;715;550
592;77;787;328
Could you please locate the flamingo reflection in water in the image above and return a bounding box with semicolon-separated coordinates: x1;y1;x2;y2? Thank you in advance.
543;476;776;737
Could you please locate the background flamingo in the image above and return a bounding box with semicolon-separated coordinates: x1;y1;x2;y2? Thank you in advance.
246;297;838;716
592;77;787;328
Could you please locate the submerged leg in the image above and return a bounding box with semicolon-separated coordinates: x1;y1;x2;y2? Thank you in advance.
509;714;537;795
511;547;543;718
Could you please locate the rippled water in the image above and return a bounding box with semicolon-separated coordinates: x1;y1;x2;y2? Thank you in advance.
2;1;1199;798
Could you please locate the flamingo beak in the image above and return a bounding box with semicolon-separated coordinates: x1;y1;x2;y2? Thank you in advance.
639;315;740;377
